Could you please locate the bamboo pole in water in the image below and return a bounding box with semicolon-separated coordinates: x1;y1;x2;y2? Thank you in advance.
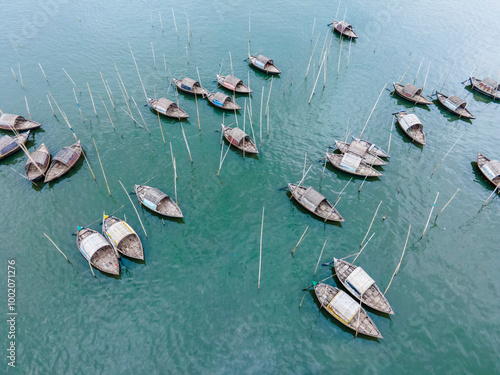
258;206;264;290
18;63;24;88
195;93;201;130
482;185;499;206
73;88;84;122
291;226;309;254
159;11;163;31
151;42;156;69
422;61;432;91
157;111;165;144
352;232;375;264
436;188;459;219
129;43;148;101
44;233;69;261
93;138;111;196
421;192;439;239
185;8;191;44
308;51;327;103
47;95;55;116
132;97;150;133
335;177;353;204
305;33;320;79
114;63;129;102
39;63;48;82
310;18;316;41
87;83;98;117
259;86;264;146
98;94;115;129
385;225;411;295
360;200;382;247
314;239;328;276
414;57;424;84
359;83;387;138
118;180;148;238
181;123;193;163
11;67;18;82
62;68;81;92
387;115;395;154
173;157;178;204
172;8;178;38
24;96;31;120
265;77;273;116
100;72;115;109
431;135;463;177
398;56;416;83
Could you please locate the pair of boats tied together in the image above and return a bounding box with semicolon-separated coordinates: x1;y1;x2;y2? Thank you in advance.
314;257;393;339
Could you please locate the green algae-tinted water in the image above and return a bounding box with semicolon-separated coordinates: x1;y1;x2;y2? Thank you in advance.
1;0;499;373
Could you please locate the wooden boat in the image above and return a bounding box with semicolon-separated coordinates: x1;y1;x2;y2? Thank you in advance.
135;184;183;218
76;227;120;275
326;152;382;177
172;77;209;97
248;54;281;74
103;214;144;260
0;113;42;131
288;184;344;222
221;125;258;154
44;140;82;182
469;76;500;100
334;140;386;166
477;153;500;188
334;258;394;315
206;92;241;111
217;75;252;94
25;143;50;181
393;82;432;105
351;137;389;158
396;111;426;145
147;97;189;119
436;92;475;119
331;20;358;39
0;131;30;160
314;282;382;338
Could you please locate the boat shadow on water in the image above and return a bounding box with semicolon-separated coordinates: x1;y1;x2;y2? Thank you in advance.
138;204;186;224
463;85;496;104
221;138;259;159
395;124;425;150
431;99;474;124
309;290;382;342
286;191;343;228
390;93;431;112
44;156;85;188
323;158;383;182
470;161;497;191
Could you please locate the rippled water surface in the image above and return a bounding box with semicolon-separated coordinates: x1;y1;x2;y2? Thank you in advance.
1;0;499;373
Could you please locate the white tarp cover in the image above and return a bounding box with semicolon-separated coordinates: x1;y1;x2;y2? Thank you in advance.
444;99;458;111
346;266;375;296
340;153;362;173
400;114;421;130
106;221;133;245
327;290;360;323
482;164;500;180
80;233;109;260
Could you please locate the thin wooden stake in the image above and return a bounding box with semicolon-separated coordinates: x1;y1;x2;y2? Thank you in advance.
308;51;328;103
422;61;431;91
421;192;439;239
159;11;163;31
299;294;306;309
359;83;387;137
47;95;55;116
157;111;165;144
92;138;111;196
291;226;309;254
87;82;98;117
73;88;84;122
314;239;328;275
265;77;273;116
132;97;150;133
258;206;264;290
436;188;460;218
431;135;463;177
259;86;264;147
173;157;178;204
305;33;320;78
398;56;416;83
129;42;148;101
98;94;115;129
172;8;178;37
100;72;115;109
352;232;375;264
18;63;24;88
24;96;31;120
151;42;157;69
181;124;193;163
387;115;395;154
360;200;382;247
11;67;18;82
62;67;81;92
119;180;148;238
414;57;424;84
43;233;69;261
482;185;499;206
114;63;129;102
385;225;411;295
335;177;353;204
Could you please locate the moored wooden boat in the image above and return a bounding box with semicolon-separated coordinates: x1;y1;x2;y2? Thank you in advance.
351;137;389;158
334;258;394;315
103;214;144;260
135;184;183;218
436;92;475;119
477;153;500;188
206;92;241;111
288;184;344;222
331;20;358;39
248;54;281;74
0;131;30;160
221;124;258;154
25;143;50;181
469;76;500;100
44;140;82;182
76;227;120;275
326;152;382;177
334;140;386;166
217;75;252;94
396;111;426;145
172;77;210;97
147;97;189;119
393;82;432;105
314;282;382;338
0;113;42;131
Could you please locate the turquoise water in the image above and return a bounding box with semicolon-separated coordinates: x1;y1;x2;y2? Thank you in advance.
1;0;499;373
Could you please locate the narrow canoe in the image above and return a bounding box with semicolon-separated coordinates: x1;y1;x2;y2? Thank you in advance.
147;97;189;119
0;131;30;160
221;124;258;154
25;143;50;181
288;184;344;222
334;258;394;315
248;54;281;74
326;152;382;177
314;282;382;338
477;153;500;188
135;184;183;218
206;92;241;111
469;76;500;100
436;92;475;119
217;75;252;94
76;227;120;275
396;111;426;145
172;77;210;97
334;140;387;166
331;20;358;39
103;215;144;260
0;113;42;131
393;82;432;105
44;140;82;182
